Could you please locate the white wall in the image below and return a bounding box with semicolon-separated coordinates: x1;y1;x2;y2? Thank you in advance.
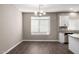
0;5;22;53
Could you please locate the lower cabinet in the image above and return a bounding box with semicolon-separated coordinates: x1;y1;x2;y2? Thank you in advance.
59;32;68;43
59;33;65;43
69;35;79;54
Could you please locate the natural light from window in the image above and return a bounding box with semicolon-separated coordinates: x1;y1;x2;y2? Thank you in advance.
31;16;50;35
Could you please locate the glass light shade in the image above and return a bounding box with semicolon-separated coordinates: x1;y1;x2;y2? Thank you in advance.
34;11;38;15
34;10;46;16
39;13;42;16
43;12;46;15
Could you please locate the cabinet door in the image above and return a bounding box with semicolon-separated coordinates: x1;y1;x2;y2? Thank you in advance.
59;33;65;43
59;16;69;26
68;19;79;30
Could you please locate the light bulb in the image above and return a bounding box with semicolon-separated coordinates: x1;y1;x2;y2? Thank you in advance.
43;12;46;15
40;10;43;13
34;11;38;16
39;13;42;16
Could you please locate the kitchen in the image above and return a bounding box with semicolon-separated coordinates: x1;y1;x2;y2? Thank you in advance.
58;13;79;53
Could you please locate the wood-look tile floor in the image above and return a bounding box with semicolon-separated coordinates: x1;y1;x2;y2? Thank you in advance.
7;41;73;54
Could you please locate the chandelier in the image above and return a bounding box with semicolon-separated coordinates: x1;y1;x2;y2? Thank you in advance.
34;5;46;16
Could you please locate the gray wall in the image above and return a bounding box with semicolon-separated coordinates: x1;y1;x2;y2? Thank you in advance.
22;13;59;40
0;5;22;53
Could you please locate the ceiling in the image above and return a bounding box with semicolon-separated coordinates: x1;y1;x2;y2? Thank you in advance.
13;4;79;12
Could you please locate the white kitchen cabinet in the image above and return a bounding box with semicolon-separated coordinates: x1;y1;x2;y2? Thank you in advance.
59;33;65;43
59;16;69;26
68;19;79;30
69;34;79;54
59;32;68;43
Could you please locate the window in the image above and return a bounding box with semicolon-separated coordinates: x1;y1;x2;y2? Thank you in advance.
31;16;50;35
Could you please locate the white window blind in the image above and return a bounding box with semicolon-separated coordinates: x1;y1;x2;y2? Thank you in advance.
31;16;50;35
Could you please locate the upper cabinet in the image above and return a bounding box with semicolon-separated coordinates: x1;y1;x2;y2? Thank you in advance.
68;18;79;30
59;16;69;27
59;14;79;30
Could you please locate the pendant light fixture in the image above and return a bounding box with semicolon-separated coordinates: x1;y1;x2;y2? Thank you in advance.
34;4;46;16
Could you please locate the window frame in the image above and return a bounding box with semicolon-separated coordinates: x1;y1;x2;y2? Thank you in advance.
31;16;50;35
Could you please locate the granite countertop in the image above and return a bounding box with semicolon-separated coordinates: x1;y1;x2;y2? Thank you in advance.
69;34;79;39
59;29;79;33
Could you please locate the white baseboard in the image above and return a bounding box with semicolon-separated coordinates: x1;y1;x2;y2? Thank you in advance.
22;39;59;42
3;40;22;54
